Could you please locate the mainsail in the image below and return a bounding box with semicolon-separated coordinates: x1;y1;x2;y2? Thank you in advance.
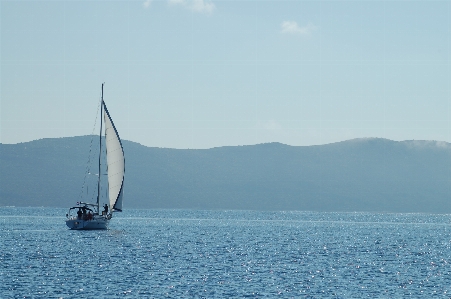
103;101;125;212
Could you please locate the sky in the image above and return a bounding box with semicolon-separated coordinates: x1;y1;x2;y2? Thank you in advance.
1;0;450;149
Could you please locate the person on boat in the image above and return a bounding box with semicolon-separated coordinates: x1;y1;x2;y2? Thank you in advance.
103;204;108;215
88;211;93;220
77;209;82;219
82;207;87;220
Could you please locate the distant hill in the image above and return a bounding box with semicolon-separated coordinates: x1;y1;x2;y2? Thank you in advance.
1;136;450;213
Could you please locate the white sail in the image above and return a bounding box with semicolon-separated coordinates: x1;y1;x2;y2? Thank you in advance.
103;101;125;211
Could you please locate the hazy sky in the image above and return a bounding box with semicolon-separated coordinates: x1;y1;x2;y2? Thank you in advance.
1;0;450;148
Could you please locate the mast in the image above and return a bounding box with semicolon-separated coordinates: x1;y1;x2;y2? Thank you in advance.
97;83;104;213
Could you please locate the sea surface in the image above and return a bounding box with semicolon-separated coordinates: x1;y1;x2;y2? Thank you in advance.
1;207;451;298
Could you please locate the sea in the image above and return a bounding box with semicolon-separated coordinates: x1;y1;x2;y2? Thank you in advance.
1;207;451;299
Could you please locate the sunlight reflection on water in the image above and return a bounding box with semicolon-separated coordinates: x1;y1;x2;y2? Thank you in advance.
2;208;451;298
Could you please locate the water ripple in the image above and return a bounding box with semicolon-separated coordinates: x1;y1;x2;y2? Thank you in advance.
1;208;451;298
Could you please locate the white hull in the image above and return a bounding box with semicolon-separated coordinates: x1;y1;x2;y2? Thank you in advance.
66;215;109;230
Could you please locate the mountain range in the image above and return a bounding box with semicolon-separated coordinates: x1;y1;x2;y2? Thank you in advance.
1;136;450;213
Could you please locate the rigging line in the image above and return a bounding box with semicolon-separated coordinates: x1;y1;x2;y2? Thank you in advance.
78;94;103;201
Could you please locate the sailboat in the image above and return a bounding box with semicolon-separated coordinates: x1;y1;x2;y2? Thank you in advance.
66;83;125;230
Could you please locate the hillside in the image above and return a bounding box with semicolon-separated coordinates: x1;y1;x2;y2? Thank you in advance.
1;136;450;213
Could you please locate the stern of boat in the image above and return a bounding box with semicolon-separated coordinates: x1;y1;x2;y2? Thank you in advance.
66;215;109;230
